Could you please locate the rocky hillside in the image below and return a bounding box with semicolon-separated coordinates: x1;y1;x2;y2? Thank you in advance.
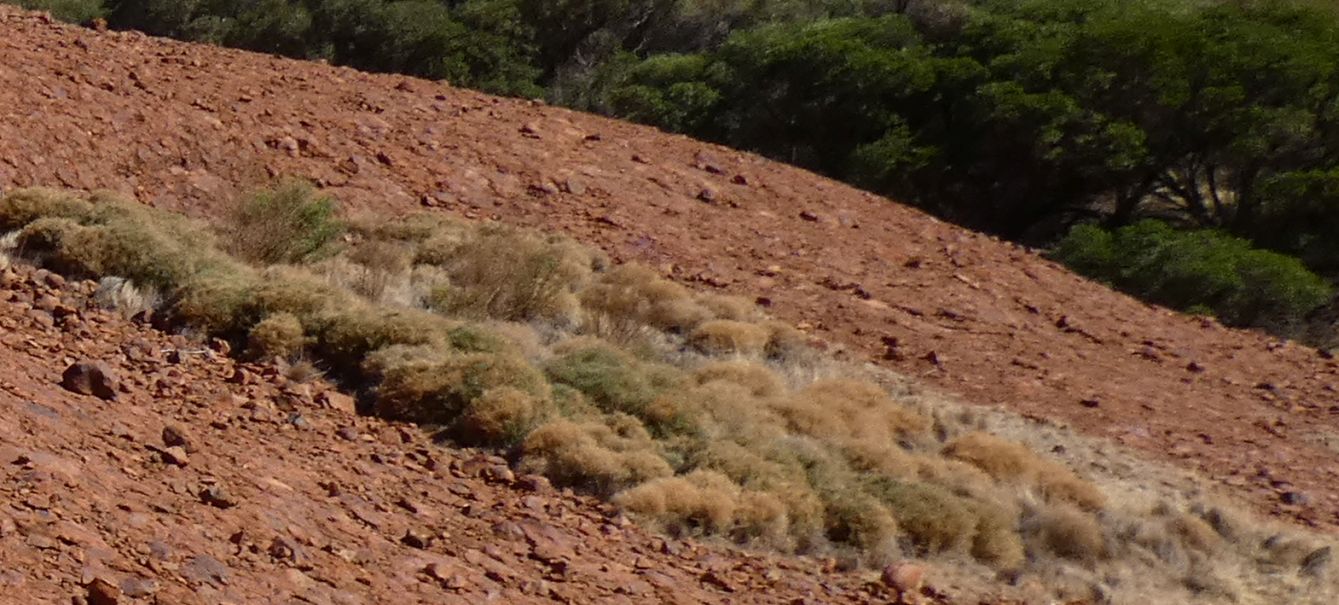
2;6;1337;531
0;258;934;604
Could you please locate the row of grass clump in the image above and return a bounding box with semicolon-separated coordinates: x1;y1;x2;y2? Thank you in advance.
0;185;1332;603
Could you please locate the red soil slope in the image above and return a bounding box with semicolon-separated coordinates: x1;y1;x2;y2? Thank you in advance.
0;263;915;603
2;7;1338;532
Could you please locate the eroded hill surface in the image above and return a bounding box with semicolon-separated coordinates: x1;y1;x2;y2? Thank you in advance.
1;5;1338;535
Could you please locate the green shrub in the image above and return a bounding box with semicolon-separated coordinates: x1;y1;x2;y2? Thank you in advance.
247;312;306;360
820;492;902;565
422;223;590;322
311;307;446;374
0;188;96;231
579;264;711;338
223;180;344;265
457;386;550;446
1049;224;1116;277
1051;220;1332;329
14;217;99;275
544;343;663;416
867;477;977;555
370;348;550;427
519;418;673;495
10;200;229;290
11;0;104;23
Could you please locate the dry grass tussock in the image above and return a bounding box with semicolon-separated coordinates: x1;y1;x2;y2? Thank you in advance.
2;187;1336;604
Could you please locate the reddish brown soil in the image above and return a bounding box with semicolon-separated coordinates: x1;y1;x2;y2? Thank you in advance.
1;2;1338;542
0;262;935;603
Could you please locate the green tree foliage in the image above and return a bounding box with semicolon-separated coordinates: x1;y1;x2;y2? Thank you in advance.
13;0;103;22
1052;221;1332;330
94;0;542;96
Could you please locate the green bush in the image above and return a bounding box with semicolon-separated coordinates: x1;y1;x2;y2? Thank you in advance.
11;0;104;23
1051;220;1332;329
370;347;550;427
544;344;662;417
247;312;306;360
867;477;977;556
223;181;344;265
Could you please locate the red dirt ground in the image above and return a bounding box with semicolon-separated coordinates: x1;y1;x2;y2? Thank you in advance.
1;1;1337;543
0;260;941;604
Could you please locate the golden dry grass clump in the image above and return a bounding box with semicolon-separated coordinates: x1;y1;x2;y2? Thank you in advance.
773;378;932;444
693;360;785;398
688;319;771;355
944;432;1106;511
519;417;673;494
247;312;306;360
424;223;595;324
1023;503;1107;563
4;187;1337;605
613;470;748;535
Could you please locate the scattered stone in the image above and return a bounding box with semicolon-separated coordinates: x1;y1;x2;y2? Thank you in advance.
700;570;735;593
34;294;61;312
162;425;195;453
692;152;724;174
38;270;65;289
62;360;121;400
151;585;205;605
1303;546;1333;575
519;520;575;563
147;541;172;561
316;390;356;414
288;413;311;430
425;561;470;590
85;577;122;605
486;464;515;484
207;338;231;356
561;177;586;195
1281;491;1309;506
269;536;310;568
799;210;820;222
517;474;551;493
119;577;159;598
180;555;230;587
226;367;253;385
159;446;190;467
200;485;238;509
402;528;433;549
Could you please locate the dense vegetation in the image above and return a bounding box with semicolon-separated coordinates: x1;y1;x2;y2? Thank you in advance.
10;0;1339;333
2;185;1335;602
1052;222;1332;331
